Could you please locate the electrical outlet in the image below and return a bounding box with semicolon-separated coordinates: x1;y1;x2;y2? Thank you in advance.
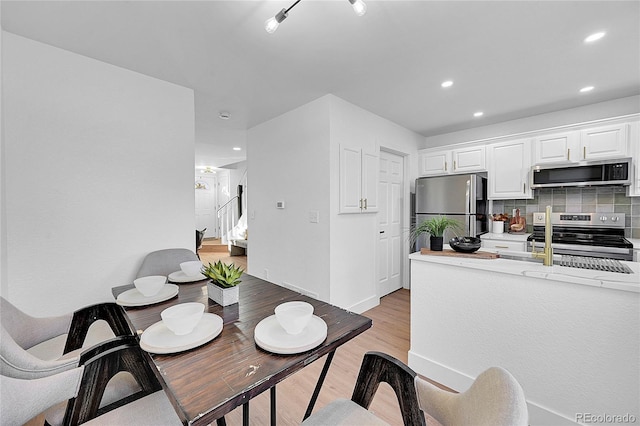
309;211;319;223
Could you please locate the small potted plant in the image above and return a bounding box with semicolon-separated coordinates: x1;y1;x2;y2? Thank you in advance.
411;216;461;251
202;260;244;306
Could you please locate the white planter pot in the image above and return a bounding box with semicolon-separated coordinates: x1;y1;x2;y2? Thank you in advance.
207;282;239;306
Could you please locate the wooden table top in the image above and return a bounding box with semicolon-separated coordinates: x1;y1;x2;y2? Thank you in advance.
112;275;372;426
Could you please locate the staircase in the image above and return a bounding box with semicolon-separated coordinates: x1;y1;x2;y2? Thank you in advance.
217;196;248;255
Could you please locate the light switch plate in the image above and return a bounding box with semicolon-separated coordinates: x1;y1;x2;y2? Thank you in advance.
309;211;319;223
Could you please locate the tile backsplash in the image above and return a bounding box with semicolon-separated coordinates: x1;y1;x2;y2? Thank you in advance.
491;187;640;239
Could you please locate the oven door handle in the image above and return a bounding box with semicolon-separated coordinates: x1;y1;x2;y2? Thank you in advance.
528;241;632;254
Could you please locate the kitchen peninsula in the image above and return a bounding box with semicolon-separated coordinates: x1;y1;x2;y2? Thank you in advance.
408;251;639;425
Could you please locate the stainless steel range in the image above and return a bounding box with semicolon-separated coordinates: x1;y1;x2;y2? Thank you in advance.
526;212;633;261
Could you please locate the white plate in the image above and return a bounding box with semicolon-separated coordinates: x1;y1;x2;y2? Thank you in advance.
254;315;327;355
168;270;207;283
116;284;179;307
140;313;223;354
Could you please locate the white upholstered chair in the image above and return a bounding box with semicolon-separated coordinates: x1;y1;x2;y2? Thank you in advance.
136;248;199;278
0;296;132;362
302;352;528;426
0;335;167;426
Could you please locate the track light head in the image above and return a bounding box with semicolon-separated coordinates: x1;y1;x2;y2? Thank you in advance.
265;9;288;34
348;0;367;16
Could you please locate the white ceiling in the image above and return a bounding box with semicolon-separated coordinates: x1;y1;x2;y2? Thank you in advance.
2;1;639;167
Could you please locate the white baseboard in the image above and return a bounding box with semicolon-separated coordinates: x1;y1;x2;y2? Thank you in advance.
347;295;379;314
408;351;579;426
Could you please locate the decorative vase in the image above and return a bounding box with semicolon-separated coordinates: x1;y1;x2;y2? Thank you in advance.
430;236;444;251
207;282;239;306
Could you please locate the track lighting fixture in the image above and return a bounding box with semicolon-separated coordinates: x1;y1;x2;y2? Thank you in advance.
265;0;366;33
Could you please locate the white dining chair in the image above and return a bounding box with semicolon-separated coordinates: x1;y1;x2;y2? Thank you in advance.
414;366;528;426
136;248;200;278
0;296;132;362
302;352;528;426
1;335;166;425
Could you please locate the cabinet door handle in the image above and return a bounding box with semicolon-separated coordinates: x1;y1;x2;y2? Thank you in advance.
364;198;368;209
583;146;586;159
359;199;363;210
495;245;509;249
523;183;526;193
444;161;447;171
453;160;457;170
567;148;570;161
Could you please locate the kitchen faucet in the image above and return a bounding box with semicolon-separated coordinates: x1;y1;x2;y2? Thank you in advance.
532;205;554;266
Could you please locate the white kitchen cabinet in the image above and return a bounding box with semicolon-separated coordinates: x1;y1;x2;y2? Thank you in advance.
533;123;629;165
580;123;628;160
451;145;486;173
419;146;485;176
339;145;378;213
626;120;640;197
487;138;533;200
481;239;527;252
418;150;450;176
532;131;579;164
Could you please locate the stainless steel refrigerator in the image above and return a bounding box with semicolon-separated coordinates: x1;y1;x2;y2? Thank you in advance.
414;174;488;251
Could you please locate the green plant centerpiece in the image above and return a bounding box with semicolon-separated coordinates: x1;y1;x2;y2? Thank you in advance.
202;261;244;306
411;216;461;251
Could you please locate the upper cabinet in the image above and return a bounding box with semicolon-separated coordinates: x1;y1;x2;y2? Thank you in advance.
580;123;628;160
533;123;629;165
532;131;579;164
339;145;379;213
487;138;533;200
419;150;450;176
419;146;485;176
627;121;640;197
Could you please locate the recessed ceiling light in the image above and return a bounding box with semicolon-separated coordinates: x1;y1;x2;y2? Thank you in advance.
473;111;484;117
584;31;606;43
218;111;230;120
580;86;594;93
441;80;454;88
233;147;242;151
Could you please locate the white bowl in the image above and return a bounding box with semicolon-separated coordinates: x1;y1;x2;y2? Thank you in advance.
275;301;314;335
161;302;205;335
180;261;203;277
133;275;166;297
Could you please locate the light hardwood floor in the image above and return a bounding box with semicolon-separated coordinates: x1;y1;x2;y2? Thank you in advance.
199;247;443;425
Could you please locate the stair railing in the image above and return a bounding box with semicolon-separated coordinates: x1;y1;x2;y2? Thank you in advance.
217;196;239;245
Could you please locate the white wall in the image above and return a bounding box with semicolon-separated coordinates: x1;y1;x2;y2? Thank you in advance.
423;95;640;148
247;94;421;311
1;32;195;315
328;95;421;311
247;96;331;300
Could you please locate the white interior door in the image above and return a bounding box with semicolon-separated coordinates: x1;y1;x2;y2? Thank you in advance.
195;175;218;238
378;150;404;297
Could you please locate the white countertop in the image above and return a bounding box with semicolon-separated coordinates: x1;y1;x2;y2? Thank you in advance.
409;248;639;293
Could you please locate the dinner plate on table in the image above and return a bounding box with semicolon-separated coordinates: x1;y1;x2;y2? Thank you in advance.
254;315;327;355
140;313;223;354
116;284;179;307
168;270;207;283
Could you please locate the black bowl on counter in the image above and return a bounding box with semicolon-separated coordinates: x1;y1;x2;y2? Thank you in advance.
449;236;482;253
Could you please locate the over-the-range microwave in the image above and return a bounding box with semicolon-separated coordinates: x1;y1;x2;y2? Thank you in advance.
530;157;632;189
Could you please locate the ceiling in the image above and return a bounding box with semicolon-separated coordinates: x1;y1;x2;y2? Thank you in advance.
2;1;639;168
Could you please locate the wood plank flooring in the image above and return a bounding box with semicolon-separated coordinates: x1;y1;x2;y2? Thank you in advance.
219;289;438;425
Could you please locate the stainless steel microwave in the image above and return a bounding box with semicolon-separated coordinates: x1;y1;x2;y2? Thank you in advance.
531;158;632;189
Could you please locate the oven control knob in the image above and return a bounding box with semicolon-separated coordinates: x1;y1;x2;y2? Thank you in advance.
599;216;608;222
611;216;619;222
